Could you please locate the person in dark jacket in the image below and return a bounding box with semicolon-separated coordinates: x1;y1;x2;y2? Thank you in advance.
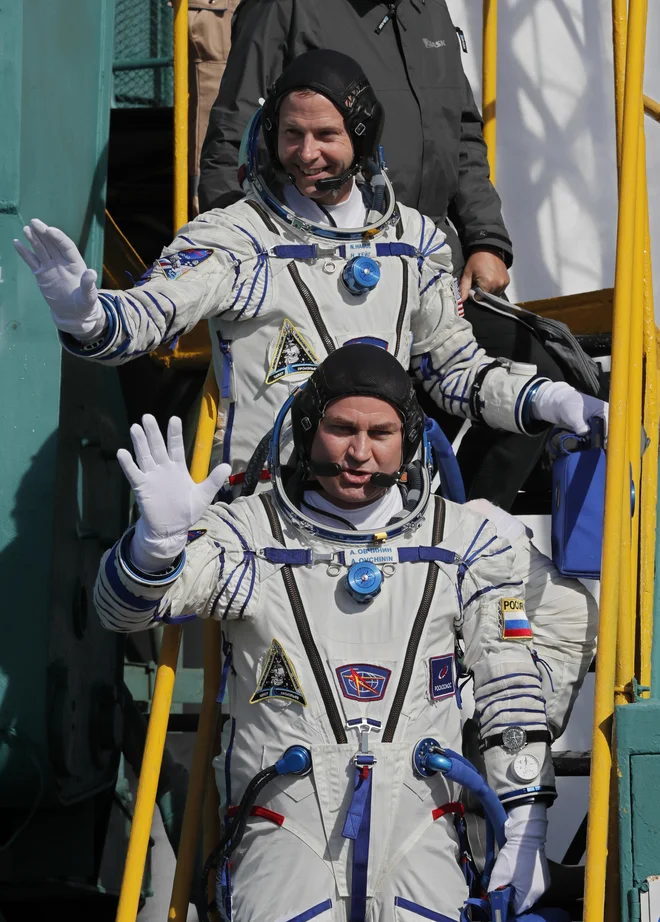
198;0;566;510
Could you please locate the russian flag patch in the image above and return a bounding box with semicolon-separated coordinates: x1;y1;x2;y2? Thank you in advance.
500;598;533;640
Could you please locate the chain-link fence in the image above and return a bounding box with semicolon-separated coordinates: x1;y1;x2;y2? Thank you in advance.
113;0;174;108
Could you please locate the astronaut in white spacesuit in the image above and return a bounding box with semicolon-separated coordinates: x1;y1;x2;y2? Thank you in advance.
95;345;596;922
15;51;606;487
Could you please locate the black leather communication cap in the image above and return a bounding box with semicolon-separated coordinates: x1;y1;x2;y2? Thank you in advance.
261;49;385;187
291;344;424;469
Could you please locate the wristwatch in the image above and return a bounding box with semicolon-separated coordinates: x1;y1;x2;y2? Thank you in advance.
479;727;552;753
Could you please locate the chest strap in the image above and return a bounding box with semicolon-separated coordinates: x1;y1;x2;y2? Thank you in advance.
259;545;459;566
270;242;418;260
259;493;348;744
382;496;445;742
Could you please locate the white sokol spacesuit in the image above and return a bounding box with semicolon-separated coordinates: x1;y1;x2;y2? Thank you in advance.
95;346;596;922
14;52;607;487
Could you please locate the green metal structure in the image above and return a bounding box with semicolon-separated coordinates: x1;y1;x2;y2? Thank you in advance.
0;1;130;915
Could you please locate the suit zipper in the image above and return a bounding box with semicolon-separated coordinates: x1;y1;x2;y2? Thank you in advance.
287;262;336;355
382;496;445;742
393;258;409;357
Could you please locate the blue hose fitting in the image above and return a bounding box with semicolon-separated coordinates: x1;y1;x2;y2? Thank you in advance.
342;256;381;295
413;737;452;777
345;561;383;603
275;745;312;776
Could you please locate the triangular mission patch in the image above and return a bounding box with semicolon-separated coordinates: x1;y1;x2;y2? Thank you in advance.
249;639;307;705
265;319;318;384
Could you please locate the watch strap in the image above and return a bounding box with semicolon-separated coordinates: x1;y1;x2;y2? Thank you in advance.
480;729;552;752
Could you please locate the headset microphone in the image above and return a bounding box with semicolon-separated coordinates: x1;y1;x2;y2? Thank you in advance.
307;459;401;488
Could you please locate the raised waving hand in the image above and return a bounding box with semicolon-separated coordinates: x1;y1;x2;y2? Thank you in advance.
117;415;231;572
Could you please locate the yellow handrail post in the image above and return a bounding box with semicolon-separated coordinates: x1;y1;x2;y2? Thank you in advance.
616;113;648;707
611;0;628;170
644;94;660;123
169;367;221;921
116;626;183;922
482;0;497;183
639;167;658;693
173;0;189;235
584;2;648;921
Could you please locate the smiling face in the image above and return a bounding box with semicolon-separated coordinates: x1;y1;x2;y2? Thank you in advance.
310;395;404;508
277;90;355;204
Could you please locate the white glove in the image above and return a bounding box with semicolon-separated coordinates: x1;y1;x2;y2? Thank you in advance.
530;381;608;437
489;803;550;915
117;414;231;572
13;218;107;342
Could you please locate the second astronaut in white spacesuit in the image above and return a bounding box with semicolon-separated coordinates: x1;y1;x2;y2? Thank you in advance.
95;345;597;922
15;51;606;487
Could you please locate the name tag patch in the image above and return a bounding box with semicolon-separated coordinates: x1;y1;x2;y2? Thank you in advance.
430;654;455;701
500;598;533;640
336;664;391;701
344;545;397;566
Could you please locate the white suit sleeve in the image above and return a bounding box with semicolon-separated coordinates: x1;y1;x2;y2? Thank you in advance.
465;498;598;738
407;212;546;433
511;533;598;738
61;210;274;364
457;514;555;805
94;501;281;632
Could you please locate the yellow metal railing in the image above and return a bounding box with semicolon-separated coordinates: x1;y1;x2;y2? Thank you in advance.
173;0;189;235
482;0;497;182
169;376;221;921
116;366;219;922
584;2;652;921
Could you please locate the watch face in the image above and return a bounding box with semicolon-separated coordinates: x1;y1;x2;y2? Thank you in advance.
501;726;526;752
512;753;540;782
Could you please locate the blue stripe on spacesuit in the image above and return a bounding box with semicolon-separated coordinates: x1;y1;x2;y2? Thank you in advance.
158;291;178;339
216;560;247;618
471;545;513;563
125;292;159;331
419;271;446;297
177;235;196;246
224;279;246;313
252;255;269;319
143;290;169;329
463;521;488;560
95;587;151;631
221;554;255;619
284;901;333;922
222;402;235;465
104;552;160;612
394;897;455;922
475;681;542;705
225;716;236;806
213;245;242;289
97;337;132;362
476;692;546;717
479;707;547;734
465;535;498;566
235;254;266;319
477;672;540;691
463;580;524;609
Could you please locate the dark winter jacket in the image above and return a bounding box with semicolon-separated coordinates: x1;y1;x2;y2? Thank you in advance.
198;0;513;269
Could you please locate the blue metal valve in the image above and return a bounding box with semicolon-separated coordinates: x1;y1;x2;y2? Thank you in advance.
413;737;452;777
275;745;312;776
342;256;381;295
345;561;383;603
